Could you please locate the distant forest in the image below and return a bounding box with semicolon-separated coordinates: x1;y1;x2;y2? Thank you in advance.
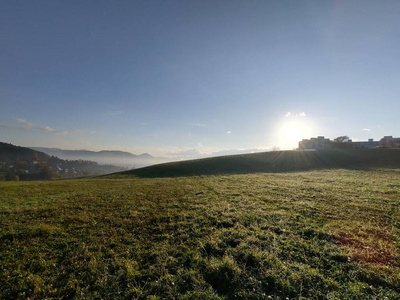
0;142;125;181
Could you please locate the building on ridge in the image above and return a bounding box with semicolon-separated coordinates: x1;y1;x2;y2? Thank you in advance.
298;136;400;150
298;136;331;149
352;139;380;149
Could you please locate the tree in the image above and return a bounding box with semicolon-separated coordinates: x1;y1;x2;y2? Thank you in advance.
5;169;15;181
39;165;53;180
334;136;350;143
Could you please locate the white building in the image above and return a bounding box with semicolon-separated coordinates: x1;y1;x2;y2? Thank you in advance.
298;136;400;150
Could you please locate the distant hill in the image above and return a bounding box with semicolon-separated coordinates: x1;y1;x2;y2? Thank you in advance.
0;142;49;162
31;147;166;167
0;142;125;180
114;148;400;178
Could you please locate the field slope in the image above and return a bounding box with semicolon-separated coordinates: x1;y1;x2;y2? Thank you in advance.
1;169;399;299
116;148;400;178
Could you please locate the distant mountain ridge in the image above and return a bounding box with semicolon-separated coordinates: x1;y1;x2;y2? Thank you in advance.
30;147;166;167
0;142;125;180
31;147;152;158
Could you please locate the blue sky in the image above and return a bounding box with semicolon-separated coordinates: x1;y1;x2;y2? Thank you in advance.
1;0;400;157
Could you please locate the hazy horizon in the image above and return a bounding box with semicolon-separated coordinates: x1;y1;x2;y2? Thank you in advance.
1;1;399;157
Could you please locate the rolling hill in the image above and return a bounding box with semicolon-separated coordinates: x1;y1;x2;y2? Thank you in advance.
116;148;400;178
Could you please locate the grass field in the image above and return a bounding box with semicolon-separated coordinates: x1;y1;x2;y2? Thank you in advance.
1;169;400;299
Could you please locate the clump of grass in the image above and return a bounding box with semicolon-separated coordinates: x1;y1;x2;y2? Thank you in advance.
1;169;399;298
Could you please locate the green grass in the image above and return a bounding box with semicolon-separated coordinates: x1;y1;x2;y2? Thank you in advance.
1;169;400;299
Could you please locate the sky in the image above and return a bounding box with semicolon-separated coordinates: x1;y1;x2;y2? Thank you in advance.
1;0;400;158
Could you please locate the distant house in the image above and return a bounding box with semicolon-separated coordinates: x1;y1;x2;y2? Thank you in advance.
380;136;400;148
298;136;400;150
352;139;380;149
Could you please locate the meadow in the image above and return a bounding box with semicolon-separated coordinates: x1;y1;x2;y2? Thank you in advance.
1;169;399;299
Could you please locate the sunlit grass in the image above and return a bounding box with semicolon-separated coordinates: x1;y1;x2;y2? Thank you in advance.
1;169;399;298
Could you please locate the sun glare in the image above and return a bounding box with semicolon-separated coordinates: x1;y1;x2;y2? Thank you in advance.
276;118;313;150
283;122;303;144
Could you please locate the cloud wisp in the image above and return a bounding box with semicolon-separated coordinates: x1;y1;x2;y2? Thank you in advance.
285;112;306;118
102;111;123;118
9;118;70;135
188;122;208;128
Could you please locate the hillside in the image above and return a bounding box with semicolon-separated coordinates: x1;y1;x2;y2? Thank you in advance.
0;142;125;180
0;142;49;162
117;148;400;178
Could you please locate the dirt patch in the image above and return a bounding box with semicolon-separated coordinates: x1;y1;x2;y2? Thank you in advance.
334;231;398;267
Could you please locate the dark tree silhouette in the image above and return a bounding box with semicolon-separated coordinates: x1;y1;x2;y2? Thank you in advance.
334;136;350;143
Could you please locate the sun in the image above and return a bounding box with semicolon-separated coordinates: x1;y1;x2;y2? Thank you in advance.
276;118;313;149
283;122;303;145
